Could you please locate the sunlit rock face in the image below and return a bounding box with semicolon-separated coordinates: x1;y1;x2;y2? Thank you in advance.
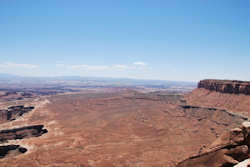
198;79;250;95
177;121;250;167
234;159;250;167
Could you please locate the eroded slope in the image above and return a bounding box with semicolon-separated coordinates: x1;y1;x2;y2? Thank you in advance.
0;91;246;167
185;88;250;117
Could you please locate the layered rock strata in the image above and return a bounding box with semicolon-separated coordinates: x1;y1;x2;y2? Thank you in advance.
198;80;250;95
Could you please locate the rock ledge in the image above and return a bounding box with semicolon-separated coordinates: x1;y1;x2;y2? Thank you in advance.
198;79;250;95
177;121;250;167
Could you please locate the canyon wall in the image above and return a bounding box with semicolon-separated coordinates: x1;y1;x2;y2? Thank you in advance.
0;125;48;142
0;105;48;159
0;105;34;124
198;79;250;95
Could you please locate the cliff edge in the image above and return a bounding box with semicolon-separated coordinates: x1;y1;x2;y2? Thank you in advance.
177;121;250;167
185;80;250;117
198;79;250;95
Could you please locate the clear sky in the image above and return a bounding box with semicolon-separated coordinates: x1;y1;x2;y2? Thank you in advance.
0;0;250;81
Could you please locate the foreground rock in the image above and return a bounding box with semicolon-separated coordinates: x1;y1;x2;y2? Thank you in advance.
177;121;250;167
234;159;250;167
198;79;250;95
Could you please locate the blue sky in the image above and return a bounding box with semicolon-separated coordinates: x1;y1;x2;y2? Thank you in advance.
0;0;250;81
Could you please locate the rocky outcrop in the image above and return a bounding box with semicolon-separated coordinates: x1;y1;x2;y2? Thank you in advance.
176;122;250;167
0;125;48;142
198;80;250;95
0;105;34;124
234;159;250;167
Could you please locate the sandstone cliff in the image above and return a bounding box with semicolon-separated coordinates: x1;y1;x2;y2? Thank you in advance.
177;122;250;167
198;79;250;95
186;80;250;117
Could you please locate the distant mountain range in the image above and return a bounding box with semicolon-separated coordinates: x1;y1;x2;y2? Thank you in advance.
0;73;196;87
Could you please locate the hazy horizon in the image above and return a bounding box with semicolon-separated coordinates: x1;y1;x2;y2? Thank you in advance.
1;0;250;82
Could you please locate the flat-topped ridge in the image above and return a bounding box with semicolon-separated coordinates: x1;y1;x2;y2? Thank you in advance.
198;79;250;95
